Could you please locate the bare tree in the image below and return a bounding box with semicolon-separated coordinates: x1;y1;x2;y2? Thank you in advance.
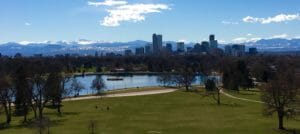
261;61;299;130
91;75;106;95
0;74;15;124
70;78;84;97
157;73;173;87
176;68;196;91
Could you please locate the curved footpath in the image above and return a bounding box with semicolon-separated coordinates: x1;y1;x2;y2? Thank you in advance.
219;88;265;104
63;87;264;104
63;88;177;102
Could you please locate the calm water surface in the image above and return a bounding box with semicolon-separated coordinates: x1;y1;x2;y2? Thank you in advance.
71;75;220;95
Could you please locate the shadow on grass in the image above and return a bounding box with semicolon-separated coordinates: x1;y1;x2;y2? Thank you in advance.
44;112;79;118
0;111;79;131
0;122;28;131
277;128;300;134
45;104;64;110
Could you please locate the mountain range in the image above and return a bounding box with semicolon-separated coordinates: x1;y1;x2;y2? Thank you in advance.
1;38;300;56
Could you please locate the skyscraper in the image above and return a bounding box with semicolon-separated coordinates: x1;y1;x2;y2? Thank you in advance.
209;34;218;49
152;34;163;53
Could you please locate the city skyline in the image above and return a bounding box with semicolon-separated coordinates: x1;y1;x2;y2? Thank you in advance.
1;0;300;44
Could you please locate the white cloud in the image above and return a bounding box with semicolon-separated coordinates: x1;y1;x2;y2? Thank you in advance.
218;40;226;44
243;13;300;24
88;0;127;6
232;37;261;43
19;40;51;45
247;33;252;36
25;22;31;26
101;4;170;27
221;21;239;25
232;37;248;43
270;34;289;39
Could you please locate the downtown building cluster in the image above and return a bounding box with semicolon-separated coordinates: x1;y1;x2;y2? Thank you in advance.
124;34;258;57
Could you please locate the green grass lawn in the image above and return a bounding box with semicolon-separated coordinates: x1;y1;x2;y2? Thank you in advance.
0;89;299;134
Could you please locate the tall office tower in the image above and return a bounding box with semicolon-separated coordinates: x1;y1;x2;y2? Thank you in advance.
166;43;173;52
152;34;163;53
209;34;215;41
145;44;152;55
177;42;185;52
209;34;218;49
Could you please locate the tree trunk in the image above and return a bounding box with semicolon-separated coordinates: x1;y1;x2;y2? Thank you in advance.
8;102;12;124
23;103;28;123
217;89;220;105
185;84;189;91
39;106;43;119
32;104;37;119
3;102;11;124
57;100;61;114
278;111;285;130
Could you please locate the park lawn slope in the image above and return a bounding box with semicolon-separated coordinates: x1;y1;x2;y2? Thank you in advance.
0;90;299;134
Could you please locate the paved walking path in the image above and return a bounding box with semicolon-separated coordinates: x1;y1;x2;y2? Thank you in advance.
219;88;265;104
63;88;177;102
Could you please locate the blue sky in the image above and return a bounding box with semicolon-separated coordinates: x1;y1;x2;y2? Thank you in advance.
0;0;300;44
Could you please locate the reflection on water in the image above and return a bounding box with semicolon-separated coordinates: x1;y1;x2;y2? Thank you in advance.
69;75;221;95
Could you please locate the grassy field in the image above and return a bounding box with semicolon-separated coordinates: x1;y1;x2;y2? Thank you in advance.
0;88;299;134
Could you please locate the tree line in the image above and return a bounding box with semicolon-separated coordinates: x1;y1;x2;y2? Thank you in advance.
0;54;299;131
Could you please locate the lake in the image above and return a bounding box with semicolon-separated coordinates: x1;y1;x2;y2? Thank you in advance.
71;74;221;95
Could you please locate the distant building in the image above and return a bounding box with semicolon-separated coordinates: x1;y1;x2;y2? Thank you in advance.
201;41;210;53
124;49;133;56
177;42;185;52
209;34;218;49
34;54;43;57
224;44;245;56
187;47;193;53
249;48;258;55
145;44;152;55
166;43;173;52
232;44;246;57
152;34;163;54
224;45;232;55
94;51;99;57
193;43;201;53
135;47;145;56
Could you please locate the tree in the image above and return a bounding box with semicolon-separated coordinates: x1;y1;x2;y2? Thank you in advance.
90;75;106;95
157;73;173;87
261;63;299;130
70;78;84;97
31;69;48;120
176;67;196;91
44;72;69;114
205;79;221;105
14;66;32;122
0;74;15;124
222;60;253;91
